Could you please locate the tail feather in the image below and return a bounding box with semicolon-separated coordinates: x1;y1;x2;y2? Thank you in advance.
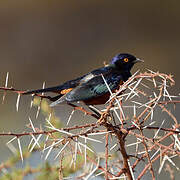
50;95;67;107
50;95;63;102
23;86;62;95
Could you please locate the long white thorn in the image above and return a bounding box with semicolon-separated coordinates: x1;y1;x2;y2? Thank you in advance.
16;94;21;112
17;138;23;163
29;134;42;152
126;141;142;147
88;131;111;136
128;159;135;180
54;141;69;160
133;104;136;117
6;142;17;155
42;135;49;155
78;142;94;153
84;138;87;166
45;141;55;160
42;81;46;95
109;70;140;102
29;117;36;132
101;74;124;123
159;155;167;174
30;95;34;109
125;78;142;101
67;109;75;125
44;139;64;151
166;155;180;170
77;141;82;153
5;72;9;88
150;148;160;160
153;119;165;139
74;138;78;168
7;136;17;145
36;105;41;119
85;157;100;180
110;143;117;151
28;117;41;149
79;135;102;143
46;125;74;136
101;74;113;96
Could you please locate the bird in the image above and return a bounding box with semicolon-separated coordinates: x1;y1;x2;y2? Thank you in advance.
23;53;143;107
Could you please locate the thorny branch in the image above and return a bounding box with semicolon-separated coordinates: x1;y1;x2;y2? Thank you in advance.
0;70;180;179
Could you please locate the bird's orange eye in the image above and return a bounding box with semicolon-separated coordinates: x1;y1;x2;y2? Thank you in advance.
124;58;129;62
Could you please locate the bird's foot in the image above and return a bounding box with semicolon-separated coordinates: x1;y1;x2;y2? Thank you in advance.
97;112;112;124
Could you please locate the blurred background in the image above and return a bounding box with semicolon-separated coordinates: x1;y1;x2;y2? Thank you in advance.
0;0;180;179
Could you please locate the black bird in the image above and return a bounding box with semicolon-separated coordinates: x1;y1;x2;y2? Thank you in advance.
24;53;143;106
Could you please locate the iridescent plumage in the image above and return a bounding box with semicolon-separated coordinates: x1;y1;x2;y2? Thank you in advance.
24;53;142;106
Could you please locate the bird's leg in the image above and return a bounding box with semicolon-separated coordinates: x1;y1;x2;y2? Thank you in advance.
87;105;101;119
67;102;100;119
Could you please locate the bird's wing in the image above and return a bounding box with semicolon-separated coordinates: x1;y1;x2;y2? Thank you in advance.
50;72;124;106
23;66;113;95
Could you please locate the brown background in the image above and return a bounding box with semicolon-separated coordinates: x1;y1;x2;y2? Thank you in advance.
0;1;180;179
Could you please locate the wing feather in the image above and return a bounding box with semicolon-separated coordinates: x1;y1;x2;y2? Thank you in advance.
64;72;123;102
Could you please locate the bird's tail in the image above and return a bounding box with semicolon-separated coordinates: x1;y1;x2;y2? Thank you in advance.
23;86;63;95
50;95;66;107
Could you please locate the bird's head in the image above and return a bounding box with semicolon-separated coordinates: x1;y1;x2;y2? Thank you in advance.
110;53;143;71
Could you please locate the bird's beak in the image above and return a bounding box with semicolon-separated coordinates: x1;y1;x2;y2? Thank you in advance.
133;58;144;63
